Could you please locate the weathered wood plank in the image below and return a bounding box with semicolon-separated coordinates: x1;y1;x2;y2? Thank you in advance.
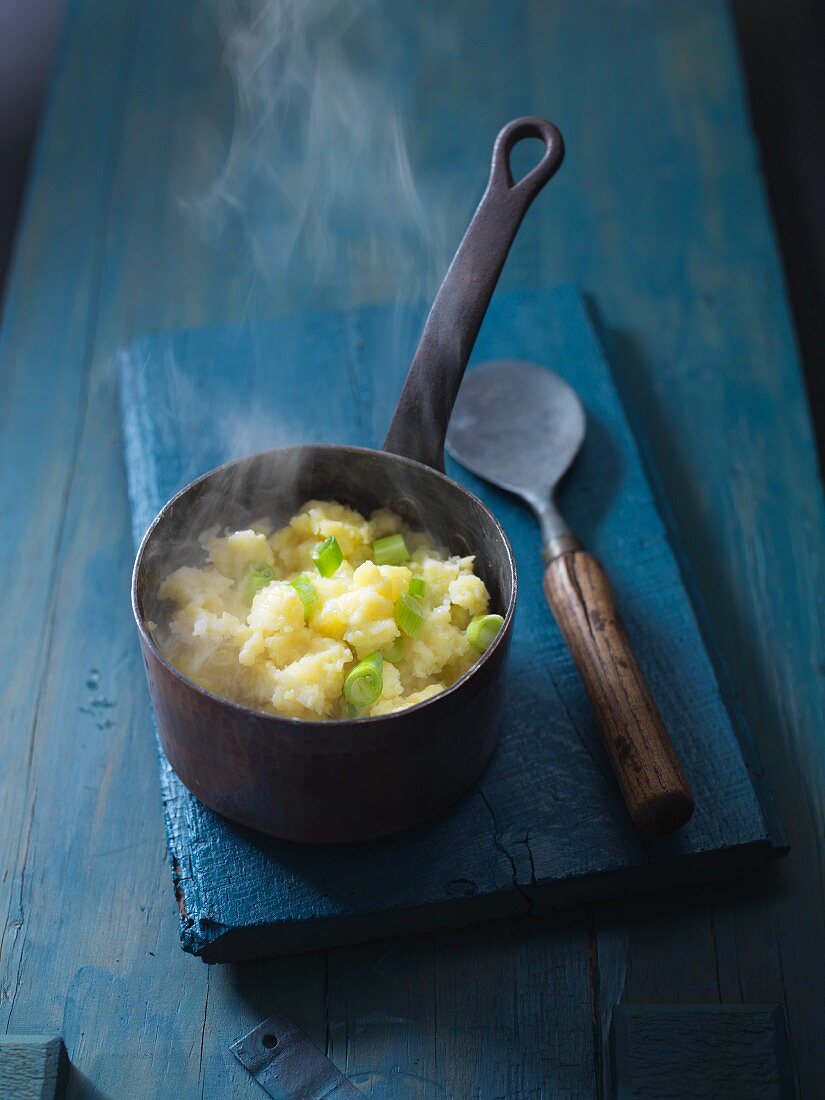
326;917;599;1099
0;1036;67;1100
610;1004;794;1099
1;0;822;1096
0;0;140;1034
524;6;825;1096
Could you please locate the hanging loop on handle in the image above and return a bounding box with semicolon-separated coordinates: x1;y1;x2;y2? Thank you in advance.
489;116;566;198
383;117;564;471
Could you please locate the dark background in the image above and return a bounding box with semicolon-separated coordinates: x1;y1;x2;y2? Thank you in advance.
1;1;823;466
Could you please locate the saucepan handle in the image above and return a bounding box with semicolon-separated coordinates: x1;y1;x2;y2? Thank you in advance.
383;117;564;471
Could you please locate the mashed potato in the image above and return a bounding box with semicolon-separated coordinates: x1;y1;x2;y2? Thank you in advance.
156;500;496;720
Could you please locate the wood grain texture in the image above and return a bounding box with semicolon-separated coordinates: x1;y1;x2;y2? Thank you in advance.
531;8;825;1096
543;551;693;835
0;1037;67;1100
610;1004;795;1099
119;288;781;962
1;0;823;1096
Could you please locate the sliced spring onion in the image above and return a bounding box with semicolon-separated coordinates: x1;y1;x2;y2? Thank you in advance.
467;613;504;653
408;576;425;598
382;636;406;663
290;574;318;620
238;561;276;602
394;593;426;638
344;651;383;710
312;535;343;577
373;533;410;566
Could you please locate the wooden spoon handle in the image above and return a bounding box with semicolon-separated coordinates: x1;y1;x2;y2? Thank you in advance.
543;550;694;835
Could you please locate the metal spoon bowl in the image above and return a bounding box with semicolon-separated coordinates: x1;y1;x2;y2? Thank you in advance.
447;359;585;559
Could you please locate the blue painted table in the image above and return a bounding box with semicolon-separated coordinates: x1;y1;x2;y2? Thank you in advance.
1;1;823;1096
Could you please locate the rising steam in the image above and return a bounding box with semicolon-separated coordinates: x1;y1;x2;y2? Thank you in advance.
185;0;453;307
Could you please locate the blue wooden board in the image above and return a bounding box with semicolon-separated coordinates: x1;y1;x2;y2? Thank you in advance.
3;0;825;1094
0;1036;67;1100
119;286;784;961
610;1005;795;1099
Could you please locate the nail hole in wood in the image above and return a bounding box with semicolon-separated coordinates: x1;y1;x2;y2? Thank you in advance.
262;1033;278;1049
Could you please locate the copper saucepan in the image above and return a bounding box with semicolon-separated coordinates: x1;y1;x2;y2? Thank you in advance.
132;117;564;843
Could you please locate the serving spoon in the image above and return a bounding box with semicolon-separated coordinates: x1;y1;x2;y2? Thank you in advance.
446;359;694;835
